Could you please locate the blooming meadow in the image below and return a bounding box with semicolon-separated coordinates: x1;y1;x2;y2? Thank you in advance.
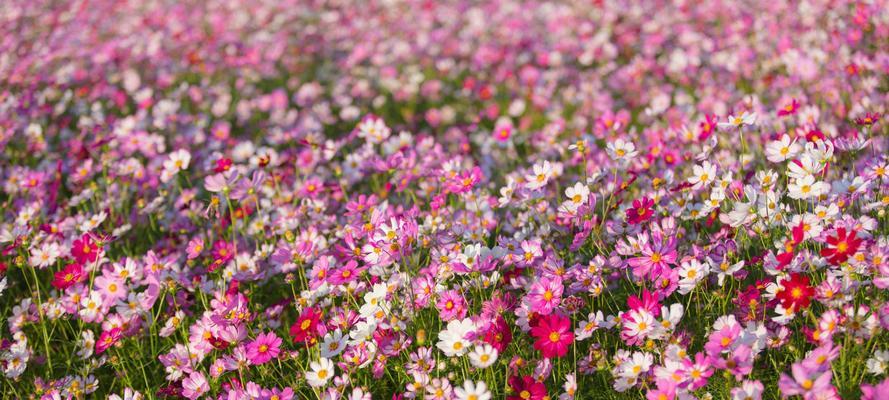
1;0;888;399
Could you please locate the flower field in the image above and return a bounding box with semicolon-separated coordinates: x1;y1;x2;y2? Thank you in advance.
1;0;888;399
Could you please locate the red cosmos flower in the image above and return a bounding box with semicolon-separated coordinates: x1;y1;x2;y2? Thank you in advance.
290;307;321;344
626;197;655;225
855;112;880;127
820;227;862;265
52;263;85;290
530;313;573;358
214;157;233;173
776;273;815;311
777;99;800;117
507;375;548;400
483;316;513;353
71;234;99;264
96;327;122;354
208;335;230;350
805;129;825;143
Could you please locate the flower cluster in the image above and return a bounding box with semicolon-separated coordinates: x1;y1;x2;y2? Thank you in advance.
0;0;887;399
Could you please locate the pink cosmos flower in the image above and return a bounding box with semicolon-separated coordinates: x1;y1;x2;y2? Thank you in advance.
448;167;484;194
646;379;677;400
777;363;835;398
436;289;467;321
627;233;677;279
247;331;282;365
730;380;764;400
186;237;204;260
861;378;889;400
680;352;713;390
328;260;363;286
704;322;741;355
526;276;563;315
182;371;209;400
713;345;753;379
530;313;573;358
626;197;655;225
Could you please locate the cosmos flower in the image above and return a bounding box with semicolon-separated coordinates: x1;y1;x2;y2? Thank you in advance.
718;112;757;129
507;375;547;400
526;276;563;315
181;371;209;400
820;227;862;265
71;234;100;264
247;332;282;365
626;197;655;225
291;307;322;344
776;273;815;312
95;327;122;354
530;313;573;358
52;262;85;290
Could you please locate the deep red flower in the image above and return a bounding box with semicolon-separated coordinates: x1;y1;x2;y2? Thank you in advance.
483;316;513;353
855;112;880;126
507;375;547;400
52;262;85;290
776;273;815;311
208;335;230;350
805;129;826;143
626;197;654;225
71;234;99;264
530;313;573;358
290;307;321;344
820;227;862;265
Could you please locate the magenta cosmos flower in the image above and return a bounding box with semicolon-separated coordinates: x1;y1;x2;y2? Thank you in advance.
52;262;85;290
531;313;573;358
247;332;282;365
95;327;122;354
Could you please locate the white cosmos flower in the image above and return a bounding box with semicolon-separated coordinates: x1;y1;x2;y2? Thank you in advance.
866;350;889;375
575;310;607;341
454;380;492;400
436;318;475;357
358;118;391;144
765;134;801;163
677;259;709;295
161;149;191;183
564;182;590;207
787;174;830;200
718;112;757;129
606;139;638;164
320;329;347;359
525;160;554;190
468;344;498;368
306;357;335;387
688;161;717;190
